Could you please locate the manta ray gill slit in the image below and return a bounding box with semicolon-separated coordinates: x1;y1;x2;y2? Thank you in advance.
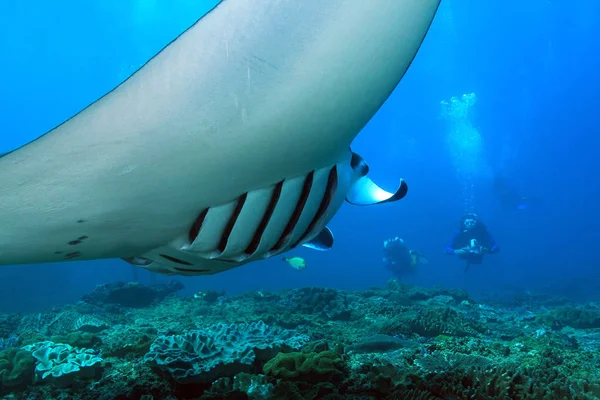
269;170;315;253
291;166;338;248
244;180;284;256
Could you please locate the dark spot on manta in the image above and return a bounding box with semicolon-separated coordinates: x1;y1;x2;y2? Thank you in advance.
76;219;86;224
54;251;63;255
64;251;81;260
68;235;89;245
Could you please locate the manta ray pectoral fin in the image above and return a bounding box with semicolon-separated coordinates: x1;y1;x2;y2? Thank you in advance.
302;226;334;251
345;151;408;206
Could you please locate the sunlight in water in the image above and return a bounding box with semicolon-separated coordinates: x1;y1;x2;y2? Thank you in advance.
440;93;487;212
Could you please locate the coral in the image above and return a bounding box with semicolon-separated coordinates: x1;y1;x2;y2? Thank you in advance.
0;347;35;394
22;341;104;388
193;290;226;303
345;334;415;354
384;389;436;399
82;280;184;308
413;351;495;374
72;316;109;333
48;332;101;349
103;326;154;358
0;315;21;338
144;320;308;383
279;287;356;321
409;307;488;337
17;308;108;337
6;281;600;399
263;350;346;382
0;335;20;352
206;373;274;400
233;373;274;399
541;305;600;329
403;364;578;399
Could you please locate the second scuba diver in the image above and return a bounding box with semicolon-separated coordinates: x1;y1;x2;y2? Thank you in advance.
444;213;499;271
383;236;428;279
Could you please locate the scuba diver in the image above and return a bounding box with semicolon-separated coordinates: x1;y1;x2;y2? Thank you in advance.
493;174;541;212
383;237;428;279
445;213;499;271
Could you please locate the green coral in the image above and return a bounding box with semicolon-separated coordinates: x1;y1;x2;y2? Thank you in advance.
263;350;345;382
0;347;35;393
541;305;600;329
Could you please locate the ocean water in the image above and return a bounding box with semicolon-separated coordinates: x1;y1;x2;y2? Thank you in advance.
1;0;598;311
0;1;599;398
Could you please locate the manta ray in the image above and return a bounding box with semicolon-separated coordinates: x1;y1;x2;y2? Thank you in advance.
0;0;441;276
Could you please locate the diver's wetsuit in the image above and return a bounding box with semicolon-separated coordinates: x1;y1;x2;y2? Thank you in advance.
383;240;414;278
445;225;499;266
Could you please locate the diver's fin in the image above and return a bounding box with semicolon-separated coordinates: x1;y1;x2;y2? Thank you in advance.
302;226;334;251
345;173;408;206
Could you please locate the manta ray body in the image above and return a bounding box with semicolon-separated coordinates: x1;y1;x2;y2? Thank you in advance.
0;0;440;275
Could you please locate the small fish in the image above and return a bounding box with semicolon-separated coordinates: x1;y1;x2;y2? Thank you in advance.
283;256;306;270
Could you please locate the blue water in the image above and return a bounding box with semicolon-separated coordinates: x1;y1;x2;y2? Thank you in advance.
1;0;599;312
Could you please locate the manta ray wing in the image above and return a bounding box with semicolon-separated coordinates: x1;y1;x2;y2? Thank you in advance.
0;0;440;273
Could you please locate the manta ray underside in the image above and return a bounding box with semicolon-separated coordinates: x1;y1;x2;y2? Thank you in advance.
0;0;441;275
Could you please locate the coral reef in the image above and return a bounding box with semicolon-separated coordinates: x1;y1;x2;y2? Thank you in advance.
0;278;599;399
144;321;308;384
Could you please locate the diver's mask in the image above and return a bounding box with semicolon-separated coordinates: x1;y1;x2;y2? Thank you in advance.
463;218;477;232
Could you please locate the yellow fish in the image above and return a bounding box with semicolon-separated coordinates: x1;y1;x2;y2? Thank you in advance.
282;257;306;270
